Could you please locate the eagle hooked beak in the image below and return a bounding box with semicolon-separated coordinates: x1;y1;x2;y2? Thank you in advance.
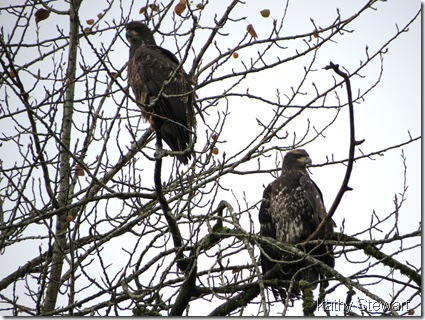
306;156;312;166
298;156;312;166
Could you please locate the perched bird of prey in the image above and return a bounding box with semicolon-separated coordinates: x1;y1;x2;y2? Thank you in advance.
126;21;197;164
258;149;335;301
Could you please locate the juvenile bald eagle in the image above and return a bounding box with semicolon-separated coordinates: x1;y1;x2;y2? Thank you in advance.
126;21;197;164
258;149;335;301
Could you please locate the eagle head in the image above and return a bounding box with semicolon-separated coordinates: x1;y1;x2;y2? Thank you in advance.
283;149;312;170
125;21;156;46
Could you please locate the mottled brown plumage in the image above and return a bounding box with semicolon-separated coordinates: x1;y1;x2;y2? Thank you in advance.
126;21;197;164
258;149;335;301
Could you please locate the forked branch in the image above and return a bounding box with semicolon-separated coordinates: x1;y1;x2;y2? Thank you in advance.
305;62;364;242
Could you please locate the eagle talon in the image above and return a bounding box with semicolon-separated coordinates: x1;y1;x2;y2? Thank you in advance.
149;115;157;131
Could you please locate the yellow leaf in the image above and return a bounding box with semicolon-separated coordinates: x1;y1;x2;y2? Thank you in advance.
260;9;270;18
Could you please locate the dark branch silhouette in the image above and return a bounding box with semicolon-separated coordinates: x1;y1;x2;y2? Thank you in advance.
0;0;420;316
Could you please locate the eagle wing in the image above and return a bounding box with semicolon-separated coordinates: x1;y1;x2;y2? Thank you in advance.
299;174;335;269
258;183;288;299
259;184;275;239
300;175;336;230
129;45;192;119
128;44;195;163
299;176;326;222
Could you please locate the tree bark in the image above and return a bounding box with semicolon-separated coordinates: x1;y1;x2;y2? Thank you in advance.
41;0;82;314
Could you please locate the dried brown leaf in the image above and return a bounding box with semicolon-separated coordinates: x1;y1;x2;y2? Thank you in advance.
75;164;85;176
175;3;186;15
149;4;160;11
247;24;258;39
35;8;50;24
83;27;94;34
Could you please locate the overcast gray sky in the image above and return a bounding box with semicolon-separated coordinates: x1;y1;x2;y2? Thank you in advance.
0;0;421;316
